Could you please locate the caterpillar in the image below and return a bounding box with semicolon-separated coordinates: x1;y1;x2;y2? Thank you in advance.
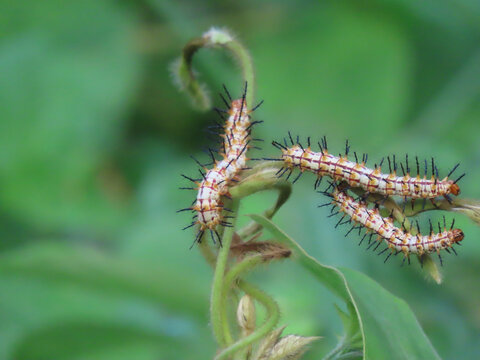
272;135;464;202
178;84;263;245
323;186;464;263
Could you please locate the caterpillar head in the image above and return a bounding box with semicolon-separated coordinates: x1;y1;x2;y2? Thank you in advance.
451;228;464;243
450;182;460;196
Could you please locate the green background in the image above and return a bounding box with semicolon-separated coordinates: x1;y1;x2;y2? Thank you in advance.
1;0;479;359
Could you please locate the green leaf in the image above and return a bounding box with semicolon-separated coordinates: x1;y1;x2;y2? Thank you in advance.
333;303;361;348
339;268;440;360
248;214;440;360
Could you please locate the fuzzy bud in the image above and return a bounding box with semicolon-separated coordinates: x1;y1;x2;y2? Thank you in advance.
454;199;480;225
202;27;234;46
266;335;320;360
254;327;320;360
420;254;443;284
237;294;256;336
254;326;286;360
231;240;291;261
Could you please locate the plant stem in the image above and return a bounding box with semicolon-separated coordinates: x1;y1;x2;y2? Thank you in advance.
223;41;255;106
399;197;480;226
230;164;291;239
198;233;217;268
336;351;364;359
322;336;347;360
215;280;280;360
211;199;240;347
221;255;264;348
223;255;263;295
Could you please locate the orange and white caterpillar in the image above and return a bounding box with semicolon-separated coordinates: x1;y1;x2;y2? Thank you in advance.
272;135;464;201
324;187;464;262
179;85;262;244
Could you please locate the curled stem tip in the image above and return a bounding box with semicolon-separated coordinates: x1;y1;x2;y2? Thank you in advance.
172;27;255;110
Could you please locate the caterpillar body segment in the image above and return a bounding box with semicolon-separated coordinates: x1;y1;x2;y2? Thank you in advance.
278;142;461;199
193;97;251;233
330;188;464;257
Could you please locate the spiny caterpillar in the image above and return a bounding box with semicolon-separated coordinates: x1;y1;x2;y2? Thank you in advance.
178;84;263;245
321;186;464;264
272;134;464;203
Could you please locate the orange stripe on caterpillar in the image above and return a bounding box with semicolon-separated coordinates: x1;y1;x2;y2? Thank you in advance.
277;141;460;199
331;188;464;256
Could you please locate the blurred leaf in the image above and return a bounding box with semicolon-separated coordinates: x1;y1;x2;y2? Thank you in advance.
249;214;440;359
0;0;140;232
254;3;412;151
0;275;214;360
0;242;208;320
12;323;181;360
0;242;213;359
0;0;479;359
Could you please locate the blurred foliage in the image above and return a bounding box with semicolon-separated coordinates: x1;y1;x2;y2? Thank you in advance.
0;0;479;359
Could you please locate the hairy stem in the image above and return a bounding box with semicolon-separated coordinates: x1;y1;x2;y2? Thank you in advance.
211;199;240;347
400;197;480;226
221;255;264;348
215;280;280;360
174;37;211;110
223;255;263;295
172;27;255;110
231;164;291;239
322;336;348;360
198;233;217;268
223;40;255;106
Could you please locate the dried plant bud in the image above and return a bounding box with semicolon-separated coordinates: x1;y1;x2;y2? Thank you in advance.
253;326;320;360
231;240;291;261
231;231;263;250
237;294;256;336
420;254;443;284
231;232;244;247
453;199;480;225
266;335;320;360
254;326;286;360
